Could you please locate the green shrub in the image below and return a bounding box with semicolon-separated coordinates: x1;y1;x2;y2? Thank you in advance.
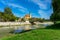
46;23;60;29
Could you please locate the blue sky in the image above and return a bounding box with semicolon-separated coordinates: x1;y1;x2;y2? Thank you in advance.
0;0;53;19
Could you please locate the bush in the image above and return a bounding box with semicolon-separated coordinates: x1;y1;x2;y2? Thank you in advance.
46;23;60;29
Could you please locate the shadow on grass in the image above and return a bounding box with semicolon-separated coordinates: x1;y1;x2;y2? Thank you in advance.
10;29;32;34
46;23;60;29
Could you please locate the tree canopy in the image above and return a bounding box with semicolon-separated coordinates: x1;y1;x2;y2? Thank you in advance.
50;0;60;23
0;7;19;22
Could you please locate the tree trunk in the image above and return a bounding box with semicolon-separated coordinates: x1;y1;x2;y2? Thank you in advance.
54;21;56;24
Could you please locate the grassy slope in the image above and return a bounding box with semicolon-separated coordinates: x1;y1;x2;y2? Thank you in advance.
1;29;60;40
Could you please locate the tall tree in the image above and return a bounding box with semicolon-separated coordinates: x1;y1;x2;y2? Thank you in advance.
4;7;12;14
0;12;4;21
50;0;60;24
4;7;17;21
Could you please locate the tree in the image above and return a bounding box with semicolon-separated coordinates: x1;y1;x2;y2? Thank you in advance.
50;0;60;24
4;7;17;21
21;18;25;22
4;7;12;14
0;12;4;21
0;7;19;22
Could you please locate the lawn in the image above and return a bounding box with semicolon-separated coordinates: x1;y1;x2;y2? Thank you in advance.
56;21;60;24
1;29;60;40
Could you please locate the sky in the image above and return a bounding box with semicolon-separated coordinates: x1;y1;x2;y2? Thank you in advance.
0;0;53;19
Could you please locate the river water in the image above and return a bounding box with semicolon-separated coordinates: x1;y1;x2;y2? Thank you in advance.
0;24;51;37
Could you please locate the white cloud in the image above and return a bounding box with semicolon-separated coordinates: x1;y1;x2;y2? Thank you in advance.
30;0;52;19
8;3;24;9
0;0;29;13
30;0;51;10
0;8;4;12
38;8;53;19
8;3;29;13
38;10;48;19
0;0;6;4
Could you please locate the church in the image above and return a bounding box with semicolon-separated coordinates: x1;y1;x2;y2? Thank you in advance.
17;13;31;22
24;13;31;21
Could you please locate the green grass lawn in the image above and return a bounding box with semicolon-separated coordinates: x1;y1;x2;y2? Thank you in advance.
1;29;60;40
56;21;60;23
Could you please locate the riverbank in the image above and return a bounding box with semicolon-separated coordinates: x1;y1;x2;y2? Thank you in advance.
0;23;53;38
0;22;53;26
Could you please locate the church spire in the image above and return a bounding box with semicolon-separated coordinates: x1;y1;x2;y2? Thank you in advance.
29;12;31;18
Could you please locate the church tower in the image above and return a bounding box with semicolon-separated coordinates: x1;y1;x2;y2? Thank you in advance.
24;13;31;21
